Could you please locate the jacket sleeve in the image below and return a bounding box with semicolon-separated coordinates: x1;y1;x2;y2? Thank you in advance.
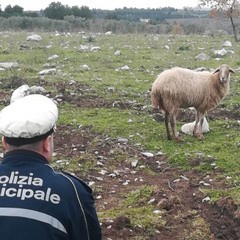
62;171;102;240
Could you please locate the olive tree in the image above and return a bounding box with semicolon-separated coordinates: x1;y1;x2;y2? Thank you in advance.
200;0;240;41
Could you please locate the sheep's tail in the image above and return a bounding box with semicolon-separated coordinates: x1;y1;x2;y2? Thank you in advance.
150;88;163;111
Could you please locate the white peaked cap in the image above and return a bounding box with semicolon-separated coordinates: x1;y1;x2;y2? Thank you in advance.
0;94;58;138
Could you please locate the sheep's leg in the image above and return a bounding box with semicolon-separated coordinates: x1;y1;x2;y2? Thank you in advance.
194;112;204;139
198;114;205;139
193;111;200;137
170;114;180;140
165;112;171;140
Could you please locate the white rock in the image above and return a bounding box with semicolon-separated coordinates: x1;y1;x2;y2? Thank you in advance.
180;175;189;181
55;160;69;165
80;64;89;70
131;159;138;167
117;137;128;143
114;50;121;56
96;177;104;181
11;85;45;103
105;31;113;35
48;54;59;60
38;68;56;75
10;84;30;103
123;180;130;185
120;65;130;71
141;152;154;157
0;62;18;69
202;196;211;202
222;40;232;47
90;46;101;52
147;198;155;204
27;34;42;41
99;170;108;175
79;45;89;51
96;195;102;200
88;181;95;186
153;210;162;214
195;53;210;61
214;48;228;57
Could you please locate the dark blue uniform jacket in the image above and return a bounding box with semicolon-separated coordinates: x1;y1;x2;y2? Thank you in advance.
0;149;102;240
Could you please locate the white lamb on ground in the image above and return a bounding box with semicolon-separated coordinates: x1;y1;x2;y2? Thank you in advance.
181;117;210;136
151;64;235;140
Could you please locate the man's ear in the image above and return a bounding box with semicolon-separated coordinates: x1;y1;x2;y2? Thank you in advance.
2;136;8;149
42;135;52;153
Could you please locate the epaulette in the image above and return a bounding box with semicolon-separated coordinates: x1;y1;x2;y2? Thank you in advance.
61;170;93;193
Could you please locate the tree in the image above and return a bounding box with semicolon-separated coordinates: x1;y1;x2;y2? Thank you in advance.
4;4;23;16
199;0;240;41
79;6;92;19
71;6;92;19
44;2;66;20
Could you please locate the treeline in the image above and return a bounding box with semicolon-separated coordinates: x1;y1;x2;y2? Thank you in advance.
0;16;211;35
0;1;220;35
0;1;209;21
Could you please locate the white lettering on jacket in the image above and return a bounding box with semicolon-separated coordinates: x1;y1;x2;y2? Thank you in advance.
0;171;61;204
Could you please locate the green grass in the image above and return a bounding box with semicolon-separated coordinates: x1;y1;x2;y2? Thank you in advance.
98;185;166;234
1;32;240;206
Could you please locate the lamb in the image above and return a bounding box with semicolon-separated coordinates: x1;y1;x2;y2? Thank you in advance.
150;64;235;140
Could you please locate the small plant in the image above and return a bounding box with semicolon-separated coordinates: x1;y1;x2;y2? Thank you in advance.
86;36;95;42
178;45;190;51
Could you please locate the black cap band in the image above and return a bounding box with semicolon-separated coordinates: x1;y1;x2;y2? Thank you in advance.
5;128;54;146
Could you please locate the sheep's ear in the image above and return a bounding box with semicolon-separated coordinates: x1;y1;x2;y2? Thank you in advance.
229;68;235;73
213;68;220;74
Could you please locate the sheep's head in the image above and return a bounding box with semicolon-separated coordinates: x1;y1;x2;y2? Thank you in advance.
213;64;235;83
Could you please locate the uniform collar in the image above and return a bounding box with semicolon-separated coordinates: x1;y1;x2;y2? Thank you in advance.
1;149;49;165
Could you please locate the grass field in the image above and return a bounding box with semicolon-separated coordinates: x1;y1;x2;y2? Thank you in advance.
0;31;240;238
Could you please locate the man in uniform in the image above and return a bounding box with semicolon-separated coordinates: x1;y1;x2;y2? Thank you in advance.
0;94;102;240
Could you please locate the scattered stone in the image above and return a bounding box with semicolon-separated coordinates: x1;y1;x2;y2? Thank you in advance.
117;138;128;143
0;62;18;69
222;40;232;47
114;50;121;56
117;65;130;71
38;68;56;75
153;210;161;215
90;46;101;52
27;34;42;41
195;53;210;61
141;152;154;157
48;54;59;60
131;159;138;167
105;31;113;35
202;196;211;202
213;48;228;57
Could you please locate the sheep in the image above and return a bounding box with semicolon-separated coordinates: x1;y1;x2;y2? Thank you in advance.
151;64;235;140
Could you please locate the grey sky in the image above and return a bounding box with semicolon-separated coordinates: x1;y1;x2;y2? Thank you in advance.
1;0;200;11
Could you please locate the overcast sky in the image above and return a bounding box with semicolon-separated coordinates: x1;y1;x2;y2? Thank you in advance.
0;0;200;11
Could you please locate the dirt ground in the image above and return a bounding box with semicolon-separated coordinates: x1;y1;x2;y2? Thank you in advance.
54;125;240;240
0;86;240;240
55;90;240;239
